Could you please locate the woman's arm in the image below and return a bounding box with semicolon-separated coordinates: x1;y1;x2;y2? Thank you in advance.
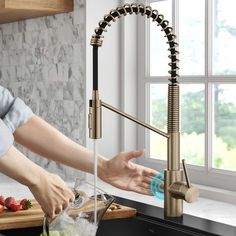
0;119;14;158
0;146;74;218
14;115;158;195
13;115;108;177
0;145;45;187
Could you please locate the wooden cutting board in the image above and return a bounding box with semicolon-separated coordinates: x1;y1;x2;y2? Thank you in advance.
0;200;136;230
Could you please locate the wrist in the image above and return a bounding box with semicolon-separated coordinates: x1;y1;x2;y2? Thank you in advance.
98;155;109;181
25;166;49;188
0;146;48;188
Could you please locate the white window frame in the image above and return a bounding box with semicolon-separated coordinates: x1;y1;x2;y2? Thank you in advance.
136;0;236;196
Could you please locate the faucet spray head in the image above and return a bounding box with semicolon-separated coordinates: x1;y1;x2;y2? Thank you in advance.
88;90;102;139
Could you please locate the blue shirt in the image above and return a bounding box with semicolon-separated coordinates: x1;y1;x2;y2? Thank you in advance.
0;86;33;157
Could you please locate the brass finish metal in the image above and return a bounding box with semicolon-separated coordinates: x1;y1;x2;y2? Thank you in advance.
169;182;199;203
167;84;180;170
90;35;103;47
167;132;180;171
101;101;169;139
167;84;179;133
182;159;190;188
164;83;199;216
165;83;182;217
167;159;200;203
164;170;183;217
88;90;102;139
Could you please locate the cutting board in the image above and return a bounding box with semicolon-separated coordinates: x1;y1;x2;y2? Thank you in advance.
0;200;136;230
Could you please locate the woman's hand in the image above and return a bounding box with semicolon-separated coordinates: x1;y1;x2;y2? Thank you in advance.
0;146;75;219
28;172;75;219
99;150;158;195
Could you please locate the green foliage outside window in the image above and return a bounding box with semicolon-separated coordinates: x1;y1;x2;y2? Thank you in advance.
151;88;236;170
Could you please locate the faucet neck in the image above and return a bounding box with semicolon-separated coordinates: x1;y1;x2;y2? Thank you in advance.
93;46;99;91
168;84;179;133
90;3;179;90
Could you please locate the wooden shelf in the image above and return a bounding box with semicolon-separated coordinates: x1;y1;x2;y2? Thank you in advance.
0;0;73;24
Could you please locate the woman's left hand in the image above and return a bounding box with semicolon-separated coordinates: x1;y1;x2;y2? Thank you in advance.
99;150;158;195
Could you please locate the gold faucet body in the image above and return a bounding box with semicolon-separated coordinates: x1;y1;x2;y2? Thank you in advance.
88;87;199;218
165;83;183;217
88;3;199;218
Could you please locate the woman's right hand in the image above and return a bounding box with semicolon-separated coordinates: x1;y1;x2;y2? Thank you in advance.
28;172;75;219
0;146;74;219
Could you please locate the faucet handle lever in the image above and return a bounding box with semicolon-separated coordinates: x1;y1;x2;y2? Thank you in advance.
182;159;191;188
168;159;199;203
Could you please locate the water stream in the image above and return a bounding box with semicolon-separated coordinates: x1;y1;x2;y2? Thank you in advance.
93;139;98;225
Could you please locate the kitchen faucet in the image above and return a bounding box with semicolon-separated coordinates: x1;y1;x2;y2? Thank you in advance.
88;3;199;218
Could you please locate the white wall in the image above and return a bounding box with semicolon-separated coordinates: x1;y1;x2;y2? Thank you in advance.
86;0;121;158
120;0;138;152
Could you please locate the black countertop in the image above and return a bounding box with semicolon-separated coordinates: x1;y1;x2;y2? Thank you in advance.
0;196;235;236
114;196;236;236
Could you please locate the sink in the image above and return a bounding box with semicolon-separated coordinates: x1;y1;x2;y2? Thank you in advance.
0;216;217;236
0;217;206;236
0;214;235;236
97;216;203;236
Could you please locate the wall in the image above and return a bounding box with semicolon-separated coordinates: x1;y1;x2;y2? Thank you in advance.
86;0;121;158
86;0;138;158
0;0;86;182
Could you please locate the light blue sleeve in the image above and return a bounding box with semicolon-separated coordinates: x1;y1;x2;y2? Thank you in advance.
0;119;14;157
0;85;33;133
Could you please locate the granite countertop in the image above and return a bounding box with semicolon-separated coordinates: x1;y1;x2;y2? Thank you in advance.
0;180;236;228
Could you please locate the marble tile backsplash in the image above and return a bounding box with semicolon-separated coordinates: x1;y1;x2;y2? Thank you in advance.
0;0;86;182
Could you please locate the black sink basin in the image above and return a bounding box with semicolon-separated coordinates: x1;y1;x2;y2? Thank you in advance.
0;217;209;236
1;196;235;236
97;216;203;236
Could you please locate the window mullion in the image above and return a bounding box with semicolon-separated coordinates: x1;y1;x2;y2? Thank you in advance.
206;0;214;171
173;0;179;38
206;0;213;76
206;83;213;171
145;1;150;78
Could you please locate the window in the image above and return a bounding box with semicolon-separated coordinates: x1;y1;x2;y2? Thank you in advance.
137;0;236;191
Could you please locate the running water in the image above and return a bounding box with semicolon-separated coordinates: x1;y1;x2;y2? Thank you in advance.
93;139;98;225
42;140;102;236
